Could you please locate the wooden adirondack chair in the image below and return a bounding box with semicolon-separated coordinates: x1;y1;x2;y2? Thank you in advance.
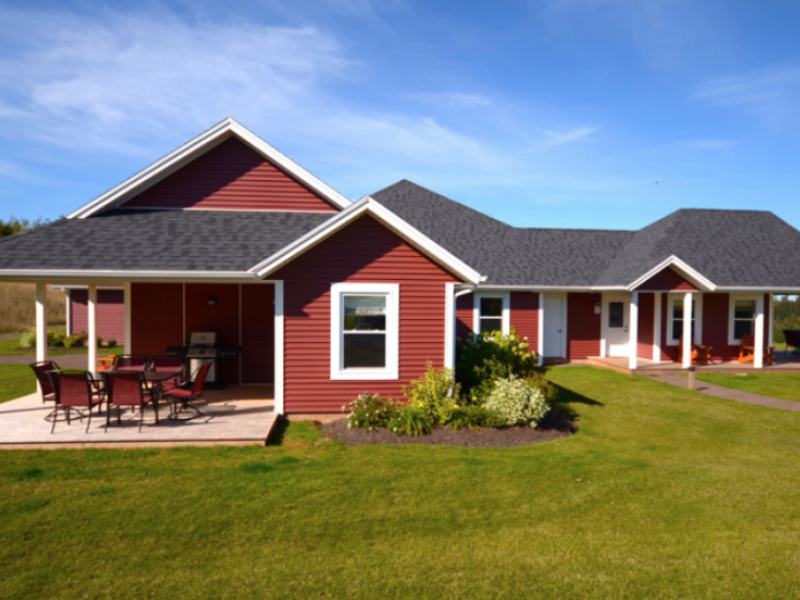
738;335;775;365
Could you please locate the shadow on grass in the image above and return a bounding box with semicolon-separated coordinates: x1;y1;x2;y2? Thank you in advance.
549;382;603;422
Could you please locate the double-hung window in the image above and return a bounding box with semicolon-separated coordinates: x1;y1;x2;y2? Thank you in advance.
667;295;702;345
729;296;758;344
473;293;510;336
331;283;399;380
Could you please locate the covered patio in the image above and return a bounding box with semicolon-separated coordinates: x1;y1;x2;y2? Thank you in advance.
0;385;277;448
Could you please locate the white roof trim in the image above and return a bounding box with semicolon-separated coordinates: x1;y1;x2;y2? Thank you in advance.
0;269;258;283
627;256;717;292
250;196;484;284
67;118;352;219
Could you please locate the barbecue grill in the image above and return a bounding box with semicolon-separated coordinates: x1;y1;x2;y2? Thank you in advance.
183;332;240;389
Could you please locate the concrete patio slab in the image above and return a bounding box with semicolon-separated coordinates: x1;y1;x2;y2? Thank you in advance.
0;386;277;448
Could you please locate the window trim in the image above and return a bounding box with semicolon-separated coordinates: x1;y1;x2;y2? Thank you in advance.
728;294;759;346
666;293;703;346
473;292;510;337
330;283;399;381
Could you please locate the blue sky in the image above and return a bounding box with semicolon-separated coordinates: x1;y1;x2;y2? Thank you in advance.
1;0;800;231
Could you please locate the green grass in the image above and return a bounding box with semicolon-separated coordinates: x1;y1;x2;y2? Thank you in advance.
696;371;800;402
0;365;36;403
0;335;125;356
3;367;800;599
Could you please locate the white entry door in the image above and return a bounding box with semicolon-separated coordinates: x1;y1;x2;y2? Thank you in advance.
543;294;566;358
604;295;630;357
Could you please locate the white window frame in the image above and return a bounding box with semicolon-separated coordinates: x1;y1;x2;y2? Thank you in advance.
473;292;510;337
666;293;703;346
728;294;759;346
330;283;399;381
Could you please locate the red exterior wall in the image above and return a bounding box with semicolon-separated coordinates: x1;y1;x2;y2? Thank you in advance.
242;284;274;384
69;289;124;342
274;215;458;413
510;292;539;353
636;267;698;292
568;293;601;359
637;293;655;360
456;294;472;338
123;138;338;212
131;283;184;356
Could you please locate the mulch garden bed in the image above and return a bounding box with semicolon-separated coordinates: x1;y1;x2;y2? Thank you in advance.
321;409;578;448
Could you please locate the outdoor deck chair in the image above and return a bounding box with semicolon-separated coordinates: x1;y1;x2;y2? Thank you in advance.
30;360;60;421
163;361;212;420
103;372;159;431
737;335;776;365
691;345;714;366
48;371;104;434
113;355;149;371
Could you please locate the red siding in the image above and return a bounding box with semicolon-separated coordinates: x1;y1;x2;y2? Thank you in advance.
69;289;124;342
131;283;183;355
637;293;655;360
510;292;540;353
242;284;275;384
274;215;458;413
636;267;698;292
185;284;241;385
123;138;338;212
456;295;472;338
567;293;601;359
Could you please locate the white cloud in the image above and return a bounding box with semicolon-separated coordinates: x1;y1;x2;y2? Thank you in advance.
693;66;800;127
410;92;494;109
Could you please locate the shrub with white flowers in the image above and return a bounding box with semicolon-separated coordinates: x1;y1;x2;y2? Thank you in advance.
343;393;398;431
484;376;550;427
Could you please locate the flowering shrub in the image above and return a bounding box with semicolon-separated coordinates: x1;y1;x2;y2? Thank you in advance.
456;328;539;397
484;376;550;427
447;404;491;431
403;362;460;425
389;404;434;437
343;393;398;431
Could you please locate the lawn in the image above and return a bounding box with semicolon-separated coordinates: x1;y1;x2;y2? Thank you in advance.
0;365;36;403
697;371;800;403
3;367;800;599
0;335;125;357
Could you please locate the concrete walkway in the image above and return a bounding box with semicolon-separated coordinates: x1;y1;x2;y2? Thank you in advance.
0;353;89;367
643;373;800;412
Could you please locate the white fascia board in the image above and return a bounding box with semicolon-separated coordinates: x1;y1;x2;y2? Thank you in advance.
68;118;351;219
250;197;484;284
0;269;257;283
467;285;627;292
715;287;800;294
627;256;717;292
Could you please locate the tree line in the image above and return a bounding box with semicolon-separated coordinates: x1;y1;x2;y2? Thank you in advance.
774;295;800;345
0;216;55;239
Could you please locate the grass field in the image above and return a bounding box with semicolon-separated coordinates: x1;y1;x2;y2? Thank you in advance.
0;283;65;333
697;371;800;403
3;366;800;599
0;365;37;403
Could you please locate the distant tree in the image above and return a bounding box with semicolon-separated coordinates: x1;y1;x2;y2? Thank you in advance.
773;295;800;344
0;216;53;239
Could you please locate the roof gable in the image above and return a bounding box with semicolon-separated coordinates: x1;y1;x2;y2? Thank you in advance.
121;138;338;212
68;118;351;218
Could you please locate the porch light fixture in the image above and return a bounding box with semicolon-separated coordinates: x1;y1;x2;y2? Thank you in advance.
593;298;601;315
207;296;218;307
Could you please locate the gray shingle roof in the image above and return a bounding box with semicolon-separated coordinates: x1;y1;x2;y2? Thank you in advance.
0;209;330;272
372;180;800;289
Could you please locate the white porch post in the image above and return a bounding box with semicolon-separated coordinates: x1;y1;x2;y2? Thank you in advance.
537;293;544;366
88;285;98;376
768;293;774;349
444;283;456;370
682;292;693;368
35;282;48;366
754;294;765;369
629;292;639;370
123;282;132;355
653;293;662;362
273;280;285;415
599;294;608;358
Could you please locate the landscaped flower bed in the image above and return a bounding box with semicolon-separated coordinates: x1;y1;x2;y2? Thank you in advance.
326;328;576;447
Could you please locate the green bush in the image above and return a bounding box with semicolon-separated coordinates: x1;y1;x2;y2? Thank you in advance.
63;334;85;349
456;328;539;398
18;327;36;349
447;404;489;432
343;393;398;432
389;404;434;437
97;336;104;347
107;338;117;348
485;376;550;427
403;362;460;425
50;332;65;347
